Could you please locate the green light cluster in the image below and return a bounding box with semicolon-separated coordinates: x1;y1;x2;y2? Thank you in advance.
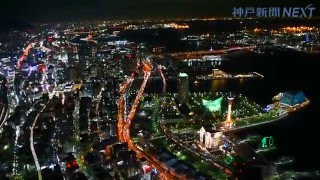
224;154;234;165
260;136;274;148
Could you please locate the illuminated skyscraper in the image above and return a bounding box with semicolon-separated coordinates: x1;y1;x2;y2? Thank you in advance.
177;72;189;104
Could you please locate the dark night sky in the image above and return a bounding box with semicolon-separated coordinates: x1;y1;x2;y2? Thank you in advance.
1;0;320;22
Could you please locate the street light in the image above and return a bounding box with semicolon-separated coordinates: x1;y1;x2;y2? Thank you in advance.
3;145;9;150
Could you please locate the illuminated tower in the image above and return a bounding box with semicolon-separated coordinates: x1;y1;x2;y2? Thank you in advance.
225;94;234;129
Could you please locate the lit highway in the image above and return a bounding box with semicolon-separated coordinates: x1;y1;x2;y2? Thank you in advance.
117;96;125;142
30;100;53;180
12;126;22;176
0;105;8;130
117;61;140;141
18;42;36;67
117;60;186;179
23;39;53;180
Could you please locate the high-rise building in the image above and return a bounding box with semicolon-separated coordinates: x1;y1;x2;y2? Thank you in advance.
177;72;189;104
199;125;223;149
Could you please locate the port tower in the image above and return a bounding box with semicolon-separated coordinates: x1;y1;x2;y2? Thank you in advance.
225;94;234;129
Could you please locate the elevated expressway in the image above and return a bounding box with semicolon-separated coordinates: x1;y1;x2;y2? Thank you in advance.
117;60;185;179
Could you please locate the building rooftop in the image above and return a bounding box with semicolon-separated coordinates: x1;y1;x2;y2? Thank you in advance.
280;91;308;107
201;125;218;133
178;72;188;78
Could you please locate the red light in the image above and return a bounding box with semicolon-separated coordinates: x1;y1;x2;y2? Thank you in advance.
72;160;77;166
142;165;152;174
38;64;46;73
66;163;71;169
225;169;232;175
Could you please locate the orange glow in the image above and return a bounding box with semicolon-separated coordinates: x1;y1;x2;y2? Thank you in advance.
143;62;152;73
117;97;125;142
225;97;234;129
282;26;316;33
104;146;112;159
170;23;189;29
253;28;261;33
117;59;186;179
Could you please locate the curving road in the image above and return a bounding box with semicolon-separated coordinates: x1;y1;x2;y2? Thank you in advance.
0;105;8;130
117;60;186;179
30;102;52;180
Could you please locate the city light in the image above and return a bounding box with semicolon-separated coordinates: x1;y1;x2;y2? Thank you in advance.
0;15;315;180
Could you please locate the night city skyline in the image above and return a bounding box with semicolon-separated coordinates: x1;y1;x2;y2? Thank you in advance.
1;1;320;180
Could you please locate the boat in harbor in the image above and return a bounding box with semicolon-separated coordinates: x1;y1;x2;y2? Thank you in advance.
237;135;261;144
255;146;276;154
274;156;294;166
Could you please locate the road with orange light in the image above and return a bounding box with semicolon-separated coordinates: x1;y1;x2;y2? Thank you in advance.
117;59;186;180
18;39;51;68
18;42;36;67
118;64;138;141
118;59;231;179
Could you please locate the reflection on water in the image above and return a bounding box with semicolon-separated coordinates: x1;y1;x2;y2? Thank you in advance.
210;79;227;92
239;77;244;85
